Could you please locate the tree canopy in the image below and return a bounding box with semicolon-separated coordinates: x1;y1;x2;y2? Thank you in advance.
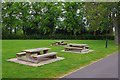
2;2;119;40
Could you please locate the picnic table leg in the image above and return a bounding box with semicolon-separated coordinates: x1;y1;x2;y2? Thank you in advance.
37;52;40;55
58;42;61;45
48;55;57;58
43;50;48;54
65;48;69;51
26;52;32;60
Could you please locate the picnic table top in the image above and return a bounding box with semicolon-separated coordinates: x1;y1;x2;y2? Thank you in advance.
22;48;50;53
55;40;64;42
68;43;88;46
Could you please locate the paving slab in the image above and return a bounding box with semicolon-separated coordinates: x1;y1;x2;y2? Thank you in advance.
61;49;93;54
7;57;64;67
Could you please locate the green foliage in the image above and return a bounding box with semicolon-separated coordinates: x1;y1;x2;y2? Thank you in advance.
2;2;118;39
2;34;114;40
85;2;118;35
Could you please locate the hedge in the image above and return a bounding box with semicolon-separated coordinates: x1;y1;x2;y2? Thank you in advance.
2;34;114;40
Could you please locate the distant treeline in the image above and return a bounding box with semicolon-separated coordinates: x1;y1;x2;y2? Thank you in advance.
2;2;119;39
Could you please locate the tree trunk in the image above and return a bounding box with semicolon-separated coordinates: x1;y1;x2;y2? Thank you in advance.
93;31;96;36
113;15;118;45
22;26;26;36
9;27;12;34
117;12;120;46
14;27;16;34
112;13;118;45
109;25;113;35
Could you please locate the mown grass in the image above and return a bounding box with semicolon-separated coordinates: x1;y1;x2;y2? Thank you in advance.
2;40;118;78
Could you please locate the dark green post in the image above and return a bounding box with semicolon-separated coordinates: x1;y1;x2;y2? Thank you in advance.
106;10;109;48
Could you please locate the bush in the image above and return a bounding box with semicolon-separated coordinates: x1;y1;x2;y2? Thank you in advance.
2;34;114;40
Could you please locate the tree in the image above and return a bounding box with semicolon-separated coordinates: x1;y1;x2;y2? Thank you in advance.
85;2;108;36
2;2;118;41
58;2;85;35
114;2;120;45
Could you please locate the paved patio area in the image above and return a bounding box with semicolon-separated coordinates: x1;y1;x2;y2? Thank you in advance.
61;49;93;54
7;57;64;67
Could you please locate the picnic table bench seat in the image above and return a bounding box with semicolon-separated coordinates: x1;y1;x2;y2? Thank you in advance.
68;45;89;49
85;46;89;49
69;45;85;48
32;52;57;63
67;44;89;49
16;52;26;56
65;47;83;51
16;52;26;60
60;43;67;45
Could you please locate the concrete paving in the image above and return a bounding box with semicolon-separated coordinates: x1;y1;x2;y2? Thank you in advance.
63;53;118;78
7;57;64;67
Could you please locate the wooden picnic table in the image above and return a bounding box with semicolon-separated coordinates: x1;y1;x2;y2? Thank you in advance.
52;40;67;46
55;41;64;44
64;43;89;52
16;48;59;63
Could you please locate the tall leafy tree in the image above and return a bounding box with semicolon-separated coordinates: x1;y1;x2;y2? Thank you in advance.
2;2;119;42
59;2;84;35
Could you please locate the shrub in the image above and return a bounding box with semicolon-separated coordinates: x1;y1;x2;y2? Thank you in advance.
2;34;114;40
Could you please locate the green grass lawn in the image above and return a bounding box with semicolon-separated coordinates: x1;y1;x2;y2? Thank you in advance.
2;40;118;78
